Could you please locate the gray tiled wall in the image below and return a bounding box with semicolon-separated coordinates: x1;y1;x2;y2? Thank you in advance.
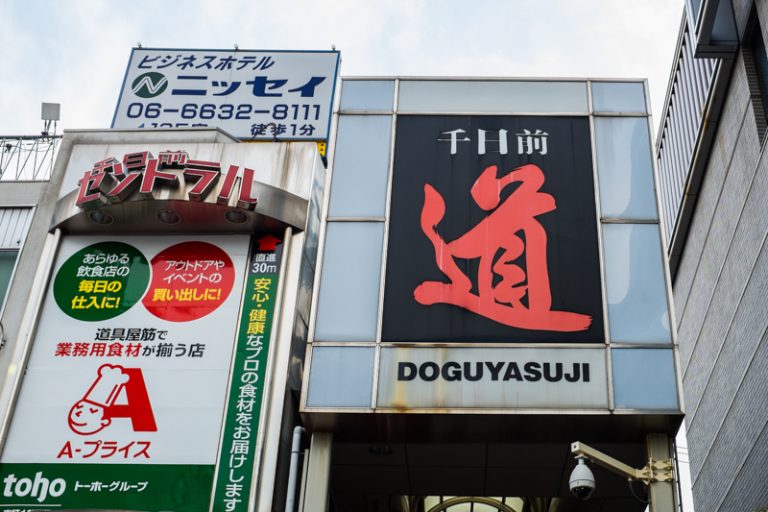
672;46;768;512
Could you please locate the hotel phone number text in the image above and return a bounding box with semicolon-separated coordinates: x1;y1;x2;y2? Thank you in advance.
125;102;322;122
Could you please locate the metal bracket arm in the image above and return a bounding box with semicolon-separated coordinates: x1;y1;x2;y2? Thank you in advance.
571;441;674;485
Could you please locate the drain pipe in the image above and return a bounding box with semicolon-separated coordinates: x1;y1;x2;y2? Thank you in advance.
285;426;306;512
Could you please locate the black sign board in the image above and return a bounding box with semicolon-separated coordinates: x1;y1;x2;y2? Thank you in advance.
382;116;604;343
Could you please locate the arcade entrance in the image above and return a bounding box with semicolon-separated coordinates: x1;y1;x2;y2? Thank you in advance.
322;441;651;512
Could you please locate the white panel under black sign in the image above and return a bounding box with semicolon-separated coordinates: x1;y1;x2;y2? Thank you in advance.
377;347;608;409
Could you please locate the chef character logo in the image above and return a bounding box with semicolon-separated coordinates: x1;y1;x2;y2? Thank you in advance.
68;364;157;435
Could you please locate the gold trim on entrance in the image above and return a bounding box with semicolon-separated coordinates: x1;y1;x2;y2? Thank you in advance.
426;496;519;512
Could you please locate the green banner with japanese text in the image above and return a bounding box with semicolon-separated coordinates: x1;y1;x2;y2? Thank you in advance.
0;463;212;511
211;234;283;512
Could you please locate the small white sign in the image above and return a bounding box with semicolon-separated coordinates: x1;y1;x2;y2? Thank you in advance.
377;347;609;409
112;48;340;140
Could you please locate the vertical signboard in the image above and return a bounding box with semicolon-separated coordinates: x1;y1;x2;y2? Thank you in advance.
0;235;248;511
211;235;283;512
111;49;340;141
382;116;604;343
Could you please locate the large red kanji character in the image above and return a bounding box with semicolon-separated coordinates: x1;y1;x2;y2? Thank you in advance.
414;164;591;332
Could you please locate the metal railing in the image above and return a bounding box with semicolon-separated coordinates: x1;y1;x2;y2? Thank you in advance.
0;135;61;181
656;16;718;247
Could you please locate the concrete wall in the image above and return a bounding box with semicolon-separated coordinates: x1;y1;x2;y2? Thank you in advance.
0;145;67;383
673;2;768;508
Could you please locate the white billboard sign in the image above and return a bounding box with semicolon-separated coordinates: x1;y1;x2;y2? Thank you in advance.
0;235;248;510
3;235;248;464
112;48;340;140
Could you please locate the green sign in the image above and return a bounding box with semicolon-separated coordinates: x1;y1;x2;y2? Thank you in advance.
131;72;168;98
53;241;149;321
211;235;283;512
0;463;212;511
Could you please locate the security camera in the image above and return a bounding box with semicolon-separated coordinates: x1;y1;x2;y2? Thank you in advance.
569;456;595;501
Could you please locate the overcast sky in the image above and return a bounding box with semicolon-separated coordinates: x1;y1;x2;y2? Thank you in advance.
0;0;684;138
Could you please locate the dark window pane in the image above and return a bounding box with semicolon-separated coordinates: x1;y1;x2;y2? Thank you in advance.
0;251;18;307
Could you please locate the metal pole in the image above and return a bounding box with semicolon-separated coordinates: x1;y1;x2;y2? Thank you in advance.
285;426;306;512
646;433;678;512
302;432;332;512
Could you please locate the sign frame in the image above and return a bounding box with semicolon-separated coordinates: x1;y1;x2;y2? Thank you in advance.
301;78;683;419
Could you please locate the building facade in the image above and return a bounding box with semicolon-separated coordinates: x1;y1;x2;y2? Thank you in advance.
301;77;682;512
657;1;768;511
0;50;683;512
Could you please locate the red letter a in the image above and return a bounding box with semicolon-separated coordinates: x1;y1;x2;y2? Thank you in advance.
104;368;157;432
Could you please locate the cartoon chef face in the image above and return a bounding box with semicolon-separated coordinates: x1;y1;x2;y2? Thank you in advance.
68;400;110;435
67;364;129;436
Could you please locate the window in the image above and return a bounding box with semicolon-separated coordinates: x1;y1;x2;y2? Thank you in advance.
0;208;33;311
0;251;18;305
744;12;768;139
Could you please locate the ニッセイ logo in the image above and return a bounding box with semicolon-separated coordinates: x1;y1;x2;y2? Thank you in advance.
131;72;168;98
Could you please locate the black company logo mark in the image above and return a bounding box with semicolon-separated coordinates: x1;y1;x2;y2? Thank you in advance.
131;72;168;98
